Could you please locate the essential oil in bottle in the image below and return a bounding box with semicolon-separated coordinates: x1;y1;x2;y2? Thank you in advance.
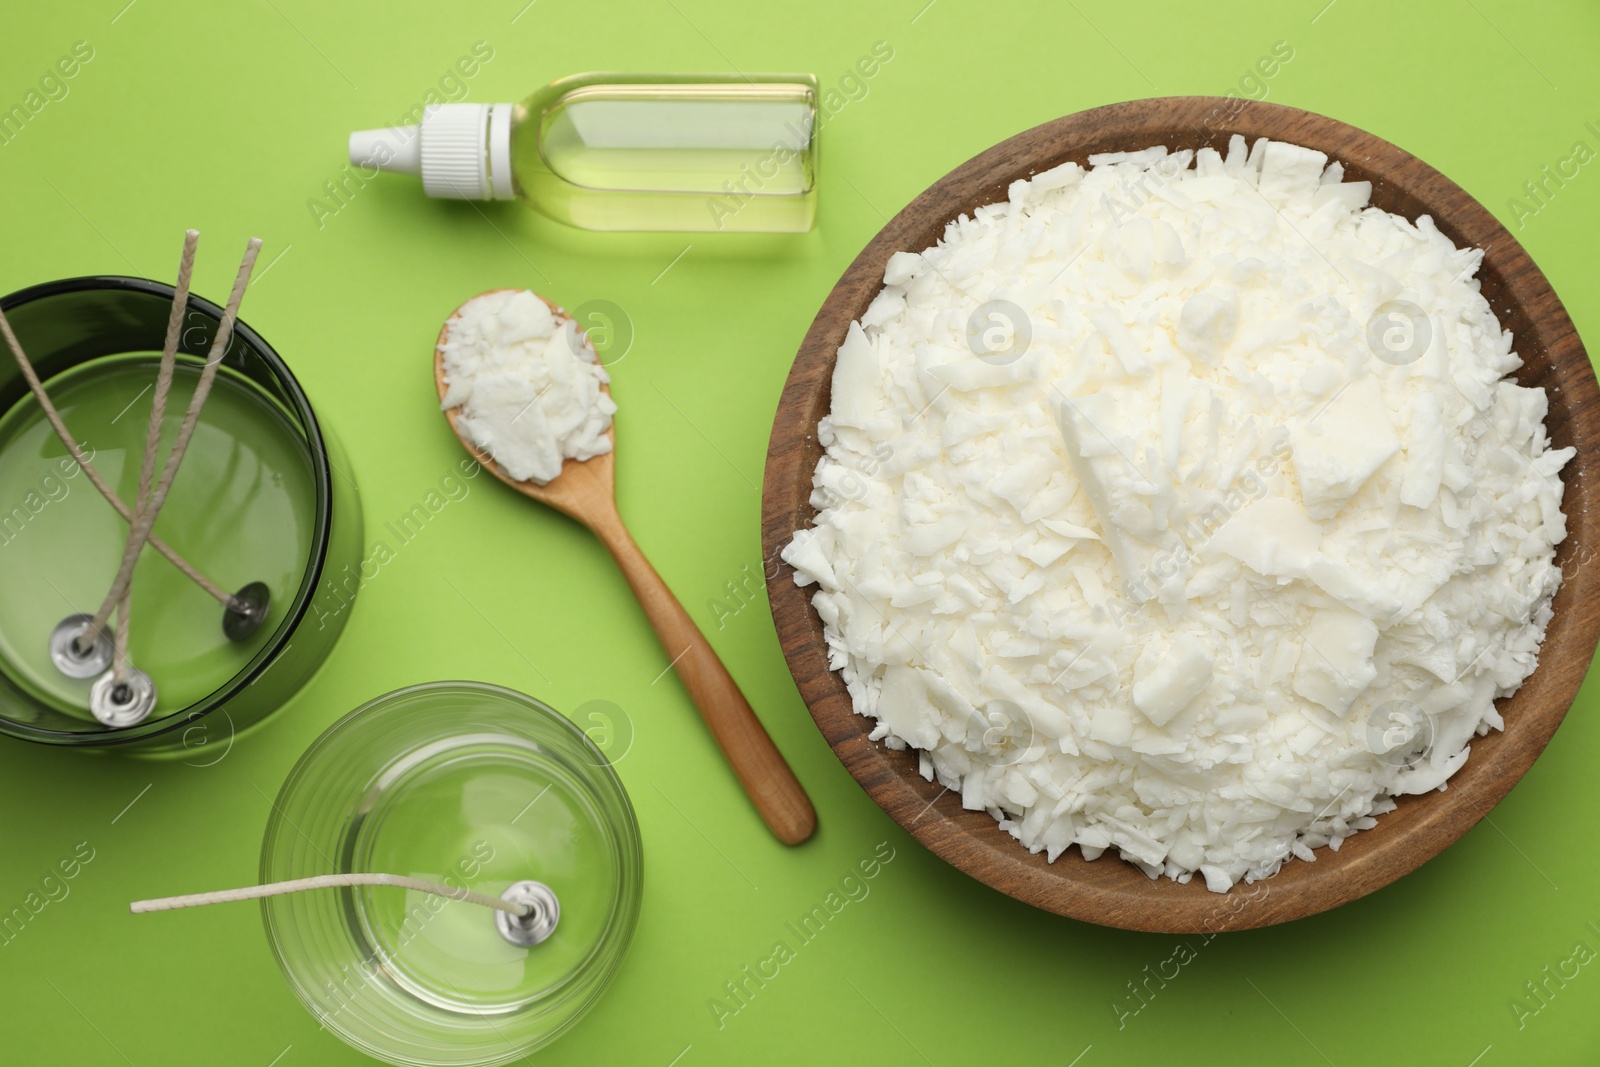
349;73;817;233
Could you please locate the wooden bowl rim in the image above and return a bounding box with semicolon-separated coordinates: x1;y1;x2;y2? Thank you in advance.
761;96;1600;932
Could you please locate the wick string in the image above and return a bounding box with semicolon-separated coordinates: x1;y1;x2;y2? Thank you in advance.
136;230;198;530
128;873;534;918
108;229;198;677
87;237;262;641
0;309;232;608
112;590;131;681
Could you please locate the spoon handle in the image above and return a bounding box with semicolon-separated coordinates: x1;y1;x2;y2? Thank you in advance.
591;515;817;845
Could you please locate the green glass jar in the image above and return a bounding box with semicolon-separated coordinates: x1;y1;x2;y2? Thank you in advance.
0;277;363;751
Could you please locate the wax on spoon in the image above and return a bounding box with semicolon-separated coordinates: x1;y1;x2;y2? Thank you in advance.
436;290;816;846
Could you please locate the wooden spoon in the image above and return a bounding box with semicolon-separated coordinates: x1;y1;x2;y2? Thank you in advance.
436;290;817;845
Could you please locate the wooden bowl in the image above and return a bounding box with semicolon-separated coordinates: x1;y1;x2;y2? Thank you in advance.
761;97;1600;932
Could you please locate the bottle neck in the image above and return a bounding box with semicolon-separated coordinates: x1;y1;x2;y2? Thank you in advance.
348;103;518;201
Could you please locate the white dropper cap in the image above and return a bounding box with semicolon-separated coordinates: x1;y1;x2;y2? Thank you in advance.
348;103;516;200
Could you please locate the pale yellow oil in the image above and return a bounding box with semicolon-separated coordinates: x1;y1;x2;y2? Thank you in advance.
509;76;817;233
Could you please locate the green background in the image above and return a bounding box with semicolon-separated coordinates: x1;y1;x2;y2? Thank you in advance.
2;0;1598;1064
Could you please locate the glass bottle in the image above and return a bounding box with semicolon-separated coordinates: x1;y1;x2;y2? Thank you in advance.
350;72;817;233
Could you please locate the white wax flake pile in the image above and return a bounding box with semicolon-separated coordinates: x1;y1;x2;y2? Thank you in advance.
782;138;1574;892
439;289;616;484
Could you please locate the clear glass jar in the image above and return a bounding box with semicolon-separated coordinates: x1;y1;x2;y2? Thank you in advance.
260;681;644;1067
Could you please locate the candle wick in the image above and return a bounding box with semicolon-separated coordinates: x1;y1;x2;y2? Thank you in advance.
0;303;234;610
86;235;263;664
101;231;197;675
128;872;536;919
